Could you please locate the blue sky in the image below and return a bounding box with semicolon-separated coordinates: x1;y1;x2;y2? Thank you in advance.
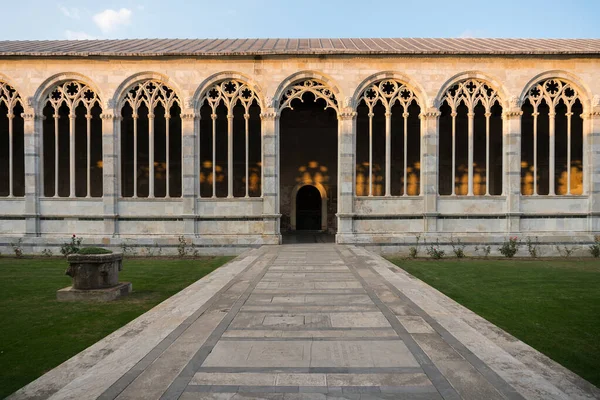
1;0;599;40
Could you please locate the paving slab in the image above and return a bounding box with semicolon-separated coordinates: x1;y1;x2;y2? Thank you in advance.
7;243;600;400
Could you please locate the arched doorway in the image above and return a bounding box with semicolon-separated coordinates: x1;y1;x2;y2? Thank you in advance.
295;185;322;230
278;79;339;233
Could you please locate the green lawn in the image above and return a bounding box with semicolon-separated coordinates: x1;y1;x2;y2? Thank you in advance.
0;256;233;399
387;258;600;387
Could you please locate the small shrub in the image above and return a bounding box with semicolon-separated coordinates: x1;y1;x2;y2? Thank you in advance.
78;247;112;255
426;240;445;259
11;238;23;258
41;248;53;257
60;234;82;257
450;236;466;258
526;236;540;258
474;245;491;258
408;234;421;258
482;245;491;258
177;236;188;258
499;237;520;258
556;245;576;258
590;235;600;258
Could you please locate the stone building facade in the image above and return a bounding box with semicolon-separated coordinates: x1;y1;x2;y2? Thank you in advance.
0;38;599;255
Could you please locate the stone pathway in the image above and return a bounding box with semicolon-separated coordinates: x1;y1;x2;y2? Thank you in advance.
9;244;599;400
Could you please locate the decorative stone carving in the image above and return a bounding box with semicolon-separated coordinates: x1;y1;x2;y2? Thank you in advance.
57;252;131;302
265;95;274;108
344;96;352;108
358;79;420;111
180;112;197;120
419;111;441;119
524;78;579;109
201;79;259;113
279;79;338;112
592;95;600;107
338;111;357;120
46;81;101;113
122;79;180;114
0;81;23;111
442;79;501;112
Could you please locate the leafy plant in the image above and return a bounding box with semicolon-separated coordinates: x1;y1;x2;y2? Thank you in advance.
589;235;600;258
474;245;491;258
177;236;188;258
11;238;23;258
426;240;445;259
41;249;53;257
408;234;421;258
556;245;576;258
526;236;540;258
60;235;82;257
499;236;520;258
78;247;112;255
450;236;466;258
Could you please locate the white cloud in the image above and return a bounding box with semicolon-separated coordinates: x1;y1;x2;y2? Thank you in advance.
459;30;486;38
65;30;96;40
59;5;80;19
93;8;132;34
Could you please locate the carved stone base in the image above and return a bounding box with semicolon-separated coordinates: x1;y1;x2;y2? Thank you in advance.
57;282;132;302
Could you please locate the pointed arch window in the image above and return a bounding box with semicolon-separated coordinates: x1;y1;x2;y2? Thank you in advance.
438;79;503;196
198;80;261;198
521;79;583;195
0;81;24;197
42;81;103;197
120;80;182;198
356;79;421;196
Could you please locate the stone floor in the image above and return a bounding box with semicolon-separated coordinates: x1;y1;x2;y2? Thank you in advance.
9;244;600;400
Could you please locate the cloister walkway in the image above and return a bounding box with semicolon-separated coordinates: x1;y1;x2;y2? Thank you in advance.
9;244;599;400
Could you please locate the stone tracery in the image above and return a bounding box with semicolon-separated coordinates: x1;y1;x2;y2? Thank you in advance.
0;81;24;197
199;79;262;198
120;80;182;198
439;78;503;196
42;81;103;197
356;79;421;196
521;79;583;195
279;79;338;112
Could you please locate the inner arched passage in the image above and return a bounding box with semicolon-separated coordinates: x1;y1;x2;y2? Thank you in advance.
279;83;338;233
295;185;323;230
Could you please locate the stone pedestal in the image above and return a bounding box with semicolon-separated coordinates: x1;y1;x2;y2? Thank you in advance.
57;253;131;301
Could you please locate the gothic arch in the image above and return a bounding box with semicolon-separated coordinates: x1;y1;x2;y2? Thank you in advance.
113;72;185;111
0;77;25;197
519;70;591;110
437;72;505;196
117;74;183;198
435;71;509;109
273;71;342;113
353;74;423;197
0;73;25;107
33;72;103;113
193;71;265;110
195;73;264;198
37;74;104;198
290;182;328;231
519;71;587;196
352;71;427;109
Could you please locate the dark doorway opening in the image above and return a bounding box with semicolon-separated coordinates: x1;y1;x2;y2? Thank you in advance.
279;90;338;233
296;185;322;230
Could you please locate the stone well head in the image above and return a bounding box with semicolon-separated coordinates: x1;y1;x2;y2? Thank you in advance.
66;253;124;290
